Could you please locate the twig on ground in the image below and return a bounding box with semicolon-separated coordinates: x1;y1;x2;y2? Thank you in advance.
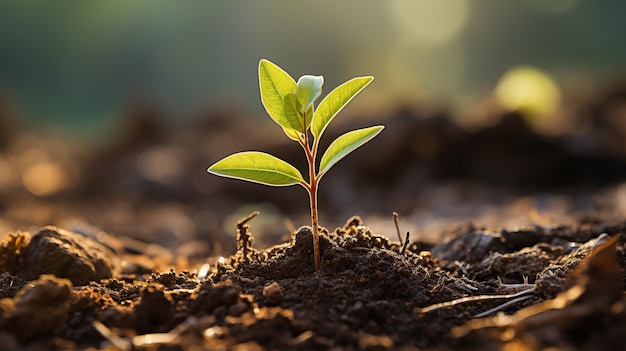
93;320;132;351
401;231;410;255
473;294;533;318
392;212;402;243
415;288;534;315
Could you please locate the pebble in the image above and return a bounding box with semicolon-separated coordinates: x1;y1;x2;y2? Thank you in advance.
262;281;283;306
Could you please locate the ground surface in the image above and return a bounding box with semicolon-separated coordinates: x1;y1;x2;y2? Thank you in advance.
0;214;625;350
1;84;626;350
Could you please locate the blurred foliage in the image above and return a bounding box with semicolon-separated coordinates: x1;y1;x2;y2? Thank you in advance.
0;0;624;139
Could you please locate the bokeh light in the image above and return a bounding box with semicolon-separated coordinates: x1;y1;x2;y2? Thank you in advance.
386;40;467;98
137;147;184;184
21;161;68;196
391;0;469;44
0;159;15;191
495;65;562;117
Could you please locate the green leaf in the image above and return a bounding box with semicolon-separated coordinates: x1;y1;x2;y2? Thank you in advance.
311;76;373;140
303;104;314;131
258;59;299;140
318;126;384;176
296;75;324;112
208;151;305;187
283;93;304;132
283;127;301;141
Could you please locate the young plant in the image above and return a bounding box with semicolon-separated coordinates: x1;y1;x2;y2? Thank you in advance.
208;59;384;272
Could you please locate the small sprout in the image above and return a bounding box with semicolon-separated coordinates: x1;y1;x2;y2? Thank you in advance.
208;59;384;272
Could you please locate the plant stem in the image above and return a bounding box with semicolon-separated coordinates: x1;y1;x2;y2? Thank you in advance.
309;180;320;272
299;111;321;273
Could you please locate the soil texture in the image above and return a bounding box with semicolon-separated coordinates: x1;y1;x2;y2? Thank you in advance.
0;215;625;350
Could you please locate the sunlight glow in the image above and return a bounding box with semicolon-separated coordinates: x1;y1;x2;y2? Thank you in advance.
387;40;466;97
495;66;562;117
22;162;68;196
391;0;470;44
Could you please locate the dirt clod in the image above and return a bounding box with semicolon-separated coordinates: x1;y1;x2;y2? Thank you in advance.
15;227;120;286
0;275;72;342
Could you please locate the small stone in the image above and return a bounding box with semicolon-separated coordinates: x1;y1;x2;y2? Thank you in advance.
262;281;283;306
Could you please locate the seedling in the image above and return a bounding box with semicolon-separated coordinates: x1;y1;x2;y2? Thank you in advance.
208;59;384;272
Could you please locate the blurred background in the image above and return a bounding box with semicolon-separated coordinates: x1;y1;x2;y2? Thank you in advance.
1;0;625;260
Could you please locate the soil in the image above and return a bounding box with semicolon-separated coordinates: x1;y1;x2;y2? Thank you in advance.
0;214;625;350
1;85;626;350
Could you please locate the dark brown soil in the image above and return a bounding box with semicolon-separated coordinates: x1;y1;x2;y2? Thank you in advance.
1;84;626;350
0;214;625;350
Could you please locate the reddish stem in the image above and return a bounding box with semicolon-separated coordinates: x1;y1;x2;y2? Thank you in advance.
299;111;321;273
309;180;320;272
